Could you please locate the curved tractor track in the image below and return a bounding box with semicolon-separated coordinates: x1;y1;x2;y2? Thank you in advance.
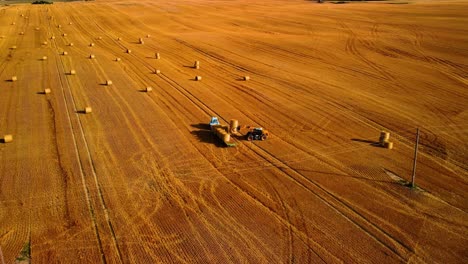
0;0;467;263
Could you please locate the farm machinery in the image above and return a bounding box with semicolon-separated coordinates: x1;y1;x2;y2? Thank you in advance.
209;117;269;146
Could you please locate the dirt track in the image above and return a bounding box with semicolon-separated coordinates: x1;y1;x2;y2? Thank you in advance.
0;0;467;262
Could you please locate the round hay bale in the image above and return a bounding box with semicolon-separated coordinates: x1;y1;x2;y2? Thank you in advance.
21;14;24;17
230;119;239;133
194;61;200;69
243;76;250;81
3;135;13;143
106;80;113;86
84;107;92;114
11;76;17;82
146;34;151;38
35;27;40;31
155;52;160;59
145;87;153;92
69;43;74;46
58;25;62;28
69;70;76;75
62;51;68;56
42;41;48;45
195;76;202;81
19;32;24;35
223;133;231;143
69;22;73;25
384;141;393;150
11;46;17;50
379;131;390;144
127;49;132;53
44;88;51;94
42;56;48;61
62;33;67;37
98;36;102;40
115;57;121;62
117;37;122;41
11;22;15;25
154;69;161;74
139;40;144;44
50;36;55;40
89;54;95;59
90;43;95;47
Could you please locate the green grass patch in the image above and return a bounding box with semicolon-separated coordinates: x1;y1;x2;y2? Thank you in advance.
16;242;31;262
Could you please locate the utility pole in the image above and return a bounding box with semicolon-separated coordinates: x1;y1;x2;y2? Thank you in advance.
411;128;420;188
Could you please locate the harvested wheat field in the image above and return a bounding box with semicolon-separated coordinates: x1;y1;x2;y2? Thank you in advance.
0;0;467;263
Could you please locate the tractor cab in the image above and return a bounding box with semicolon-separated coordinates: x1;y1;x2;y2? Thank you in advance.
209;117;220;127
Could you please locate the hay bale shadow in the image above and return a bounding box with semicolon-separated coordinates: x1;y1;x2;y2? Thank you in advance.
190;123;226;147
351;138;381;147
191;123;210;130
76;110;87;114
191;130;225;147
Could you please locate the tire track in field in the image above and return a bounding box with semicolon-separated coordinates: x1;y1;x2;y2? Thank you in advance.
61;9;424;260
41;51;74;229
88;4;464;212
94;26;409;261
245;142;412;261
80;21;308;258
51;11;140;264
55;7;181;260
269;182;294;263
147;38;416;259
403;26;468;93
48;20;108;263
83;56;175;262
172;37;421;133
103;58;270;259
110;50;345;262
340;21;396;83
68;16;242;261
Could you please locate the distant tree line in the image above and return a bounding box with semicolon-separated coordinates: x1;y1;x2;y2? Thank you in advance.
32;1;53;4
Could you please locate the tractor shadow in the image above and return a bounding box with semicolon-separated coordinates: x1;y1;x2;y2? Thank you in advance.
351;138;382;147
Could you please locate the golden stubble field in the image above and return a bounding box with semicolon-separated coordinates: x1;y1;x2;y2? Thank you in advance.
0;0;467;262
